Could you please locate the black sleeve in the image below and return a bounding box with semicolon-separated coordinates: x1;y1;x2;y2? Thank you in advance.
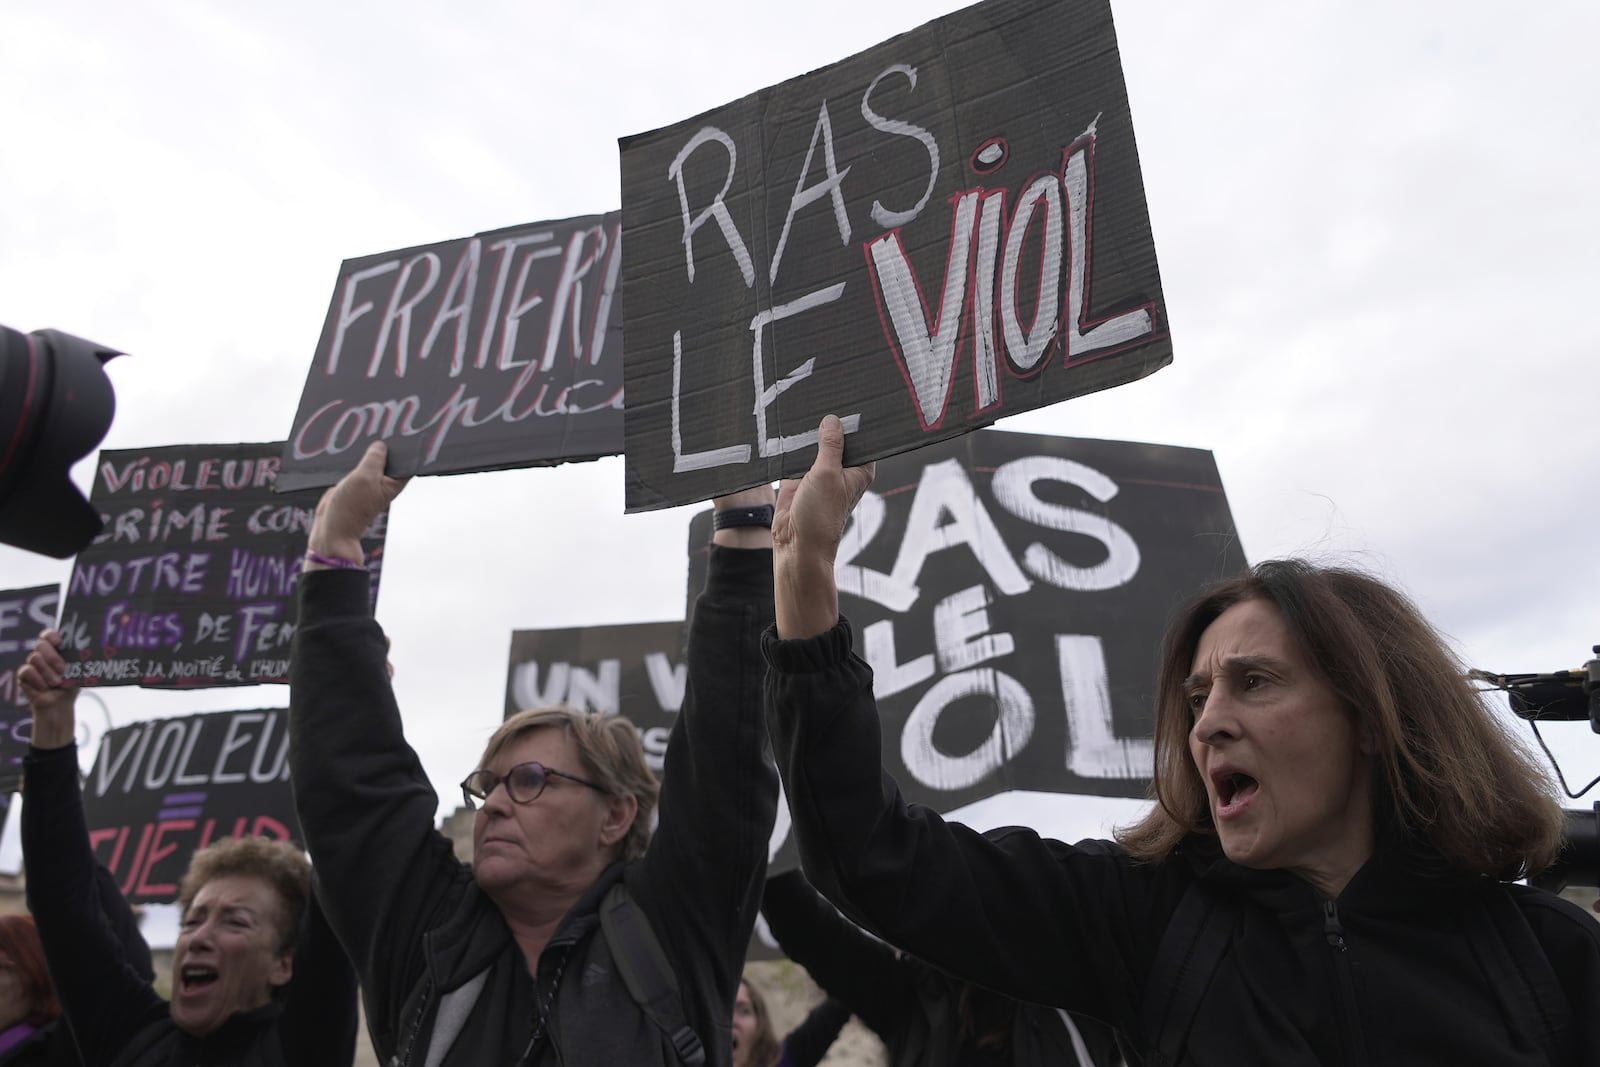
628;547;781;1054
779;997;853;1067
289;569;471;1062
764;620;1168;1034
22;744;166;1067
93;861;154;983
761;869;915;1039
278;877;361;1067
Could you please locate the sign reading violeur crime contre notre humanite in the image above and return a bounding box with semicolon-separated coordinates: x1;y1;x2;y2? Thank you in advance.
620;0;1170;510
57;443;386;688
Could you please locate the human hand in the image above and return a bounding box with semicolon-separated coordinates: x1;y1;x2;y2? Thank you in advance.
306;442;407;569
773;414;873;568
772;415;874;638
17;630;77;749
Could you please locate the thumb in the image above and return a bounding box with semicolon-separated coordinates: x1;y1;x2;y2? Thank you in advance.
356;440;389;478
813;415;846;472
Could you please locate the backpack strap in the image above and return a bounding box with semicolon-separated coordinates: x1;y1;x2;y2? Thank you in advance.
599;882;707;1067
1054;1008;1099;1067
1465;884;1571;1064
1139;880;1236;1067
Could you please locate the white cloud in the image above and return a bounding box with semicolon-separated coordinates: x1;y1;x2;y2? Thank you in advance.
1;0;1595;864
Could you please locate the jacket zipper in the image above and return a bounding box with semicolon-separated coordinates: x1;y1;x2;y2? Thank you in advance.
1321;900;1371;1065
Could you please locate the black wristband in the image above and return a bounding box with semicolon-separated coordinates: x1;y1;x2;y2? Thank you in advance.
713;504;774;530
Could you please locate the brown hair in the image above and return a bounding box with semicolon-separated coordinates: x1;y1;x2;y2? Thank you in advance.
177;836;311;953
0;916;60;1025
738;977;782;1067
1117;559;1564;880
480;706;661;862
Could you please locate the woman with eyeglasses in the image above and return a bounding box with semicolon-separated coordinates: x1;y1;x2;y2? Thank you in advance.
288;442;779;1067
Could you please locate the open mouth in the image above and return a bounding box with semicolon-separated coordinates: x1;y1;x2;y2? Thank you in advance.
1214;771;1259;813
179;966;219;994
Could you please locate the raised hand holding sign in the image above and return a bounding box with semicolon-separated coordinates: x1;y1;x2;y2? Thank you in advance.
18;629;75;750
774;415;875;641
304;442;409;571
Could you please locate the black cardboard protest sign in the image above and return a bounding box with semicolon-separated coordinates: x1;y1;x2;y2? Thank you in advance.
687;429;1246;812
0;584;60;790
277;214;625;492
504;621;687;777
620;0;1169;510
81;707;301;904
57;443;385;688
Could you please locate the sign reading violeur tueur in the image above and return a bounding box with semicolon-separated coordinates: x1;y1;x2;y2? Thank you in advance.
0;584;60;790
57;443;386;687
620;0;1170;510
276;214;625;492
82;708;301;904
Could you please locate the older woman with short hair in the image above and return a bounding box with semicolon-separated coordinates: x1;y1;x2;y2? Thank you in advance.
290;442;779;1066
765;416;1600;1066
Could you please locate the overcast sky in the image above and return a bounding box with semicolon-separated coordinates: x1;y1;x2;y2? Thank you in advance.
2;0;1597;901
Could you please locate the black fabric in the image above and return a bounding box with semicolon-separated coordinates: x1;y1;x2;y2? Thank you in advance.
762;869;1120;1067
0;1021;77;1067
1138;879;1235;1066
777;998;852;1067
21;744;359;1067
289;549;778;1067
92;864;154;984
763;619;1600;1066
599;882;705;1066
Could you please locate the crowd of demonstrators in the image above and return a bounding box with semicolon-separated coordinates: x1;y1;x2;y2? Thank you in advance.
732;973;851;1067
16;635;359;1067
762;415;1600;1066
13;416;1598;1067
761;869;1123;1067
287;441;778;1066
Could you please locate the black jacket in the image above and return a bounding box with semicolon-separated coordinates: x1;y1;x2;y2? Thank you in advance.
775;998;852;1067
763;870;1121;1067
20;745;359;1067
0;1021;76;1067
764;620;1600;1066
288;548;778;1066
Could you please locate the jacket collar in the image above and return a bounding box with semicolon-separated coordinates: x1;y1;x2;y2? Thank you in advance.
1180;833;1485;913
425;861;629;991
175;1000;283;1053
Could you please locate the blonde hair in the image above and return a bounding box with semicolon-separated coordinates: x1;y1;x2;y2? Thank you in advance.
480;706;660;861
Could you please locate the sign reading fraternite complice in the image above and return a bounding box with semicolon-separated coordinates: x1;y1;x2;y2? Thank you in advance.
276;214;624;492
620;0;1170;510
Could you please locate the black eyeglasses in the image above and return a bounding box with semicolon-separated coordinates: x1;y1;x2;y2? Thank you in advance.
460;761;608;810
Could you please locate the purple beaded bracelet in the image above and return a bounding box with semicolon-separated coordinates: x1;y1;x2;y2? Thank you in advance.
304;549;367;572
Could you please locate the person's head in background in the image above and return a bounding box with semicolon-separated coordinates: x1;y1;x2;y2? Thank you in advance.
171;835;310;1037
0;915;61;1034
731;976;781;1067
